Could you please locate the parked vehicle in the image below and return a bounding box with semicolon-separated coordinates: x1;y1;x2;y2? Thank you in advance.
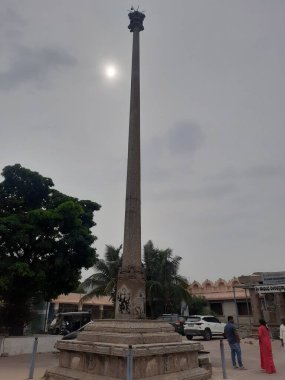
159;314;186;335
184;315;226;341
48;311;91;335
62;321;92;340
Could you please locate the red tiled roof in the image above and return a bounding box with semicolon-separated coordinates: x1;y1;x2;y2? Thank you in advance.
51;293;113;306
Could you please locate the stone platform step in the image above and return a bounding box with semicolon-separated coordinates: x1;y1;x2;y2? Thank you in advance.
45;320;211;380
45;365;210;380
56;339;203;356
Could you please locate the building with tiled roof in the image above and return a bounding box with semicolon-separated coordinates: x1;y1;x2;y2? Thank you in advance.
48;293;114;323
189;278;252;325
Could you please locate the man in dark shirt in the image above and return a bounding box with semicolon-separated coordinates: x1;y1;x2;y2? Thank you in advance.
224;316;245;369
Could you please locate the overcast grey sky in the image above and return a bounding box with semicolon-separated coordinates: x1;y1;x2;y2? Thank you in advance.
1;1;284;282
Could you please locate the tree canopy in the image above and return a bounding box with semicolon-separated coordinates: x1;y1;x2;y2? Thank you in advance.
0;164;100;335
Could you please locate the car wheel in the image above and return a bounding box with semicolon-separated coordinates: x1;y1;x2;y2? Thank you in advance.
186;335;193;340
203;329;212;341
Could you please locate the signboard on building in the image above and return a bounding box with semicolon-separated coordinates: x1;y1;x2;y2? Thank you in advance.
255;284;285;294
262;272;285;285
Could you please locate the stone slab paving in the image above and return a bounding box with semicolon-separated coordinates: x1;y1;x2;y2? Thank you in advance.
0;338;284;380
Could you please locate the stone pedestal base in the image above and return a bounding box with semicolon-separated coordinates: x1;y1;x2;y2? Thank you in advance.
44;320;211;380
115;268;146;319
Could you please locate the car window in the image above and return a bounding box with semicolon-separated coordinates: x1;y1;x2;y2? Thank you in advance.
187;317;201;322
204;317;219;323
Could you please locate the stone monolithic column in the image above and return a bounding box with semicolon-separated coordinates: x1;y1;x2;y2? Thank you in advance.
115;11;146;320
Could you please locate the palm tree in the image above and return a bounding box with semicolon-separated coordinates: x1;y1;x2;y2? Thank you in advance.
144;241;191;318
81;245;122;304
81;241;193;319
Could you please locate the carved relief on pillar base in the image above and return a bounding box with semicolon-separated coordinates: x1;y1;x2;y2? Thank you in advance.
45;340;211;380
115;272;146;320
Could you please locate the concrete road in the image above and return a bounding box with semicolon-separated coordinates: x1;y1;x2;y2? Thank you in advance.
0;338;284;380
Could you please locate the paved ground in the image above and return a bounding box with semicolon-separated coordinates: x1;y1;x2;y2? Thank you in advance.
0;352;59;380
0;338;284;379
202;337;285;379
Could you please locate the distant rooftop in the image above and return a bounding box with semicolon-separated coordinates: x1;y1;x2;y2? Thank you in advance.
189;278;246;301
51;293;112;306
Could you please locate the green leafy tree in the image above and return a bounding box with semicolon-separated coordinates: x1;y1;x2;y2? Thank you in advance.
0;164;100;335
81;245;122;304
187;296;208;315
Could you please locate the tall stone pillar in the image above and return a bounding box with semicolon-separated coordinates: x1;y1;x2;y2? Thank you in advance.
249;289;263;324
115;10;146;320
44;11;211;380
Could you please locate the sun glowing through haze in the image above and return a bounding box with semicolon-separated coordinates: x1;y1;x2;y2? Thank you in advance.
105;65;117;79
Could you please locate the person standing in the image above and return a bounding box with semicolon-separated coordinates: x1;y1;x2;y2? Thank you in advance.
258;319;276;374
224;316;246;369
279;317;285;350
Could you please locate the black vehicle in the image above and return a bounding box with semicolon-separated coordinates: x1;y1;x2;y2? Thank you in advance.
159;314;186;335
62;321;92;340
48;311;91;335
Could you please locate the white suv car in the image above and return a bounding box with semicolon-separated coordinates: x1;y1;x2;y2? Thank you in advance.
184;315;226;341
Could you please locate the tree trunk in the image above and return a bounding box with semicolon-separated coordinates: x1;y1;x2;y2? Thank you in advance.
3;297;32;336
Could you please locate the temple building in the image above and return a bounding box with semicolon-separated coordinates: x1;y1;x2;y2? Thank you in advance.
189;271;285;337
238;271;285;331
189;278;250;321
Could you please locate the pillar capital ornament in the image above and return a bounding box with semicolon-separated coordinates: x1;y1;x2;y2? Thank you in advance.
128;10;145;32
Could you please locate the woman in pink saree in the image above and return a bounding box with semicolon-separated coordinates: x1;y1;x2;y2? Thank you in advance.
258;319;276;374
